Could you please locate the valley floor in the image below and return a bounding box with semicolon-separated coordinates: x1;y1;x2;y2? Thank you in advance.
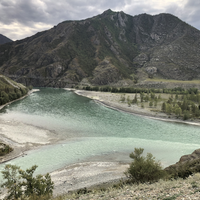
74;89;200;126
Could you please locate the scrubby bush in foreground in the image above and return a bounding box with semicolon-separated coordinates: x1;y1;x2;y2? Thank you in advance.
1;164;54;200
125;148;165;183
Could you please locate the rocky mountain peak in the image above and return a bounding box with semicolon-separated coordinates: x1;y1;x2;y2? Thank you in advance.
0;10;200;87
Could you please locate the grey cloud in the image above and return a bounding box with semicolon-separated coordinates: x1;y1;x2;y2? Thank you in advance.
124;3;160;17
164;0;200;30
0;0;200;40
0;0;47;26
183;0;200;27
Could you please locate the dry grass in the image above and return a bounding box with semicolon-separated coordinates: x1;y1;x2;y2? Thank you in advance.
53;173;200;200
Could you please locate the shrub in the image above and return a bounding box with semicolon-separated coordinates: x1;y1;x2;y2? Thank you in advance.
0;143;13;156
125;148;165;183
1;164;54;200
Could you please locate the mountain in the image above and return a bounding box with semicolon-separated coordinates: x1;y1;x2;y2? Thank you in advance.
0;34;12;45
0;9;200;88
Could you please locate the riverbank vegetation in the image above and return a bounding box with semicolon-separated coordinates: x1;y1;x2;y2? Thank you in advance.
0;143;13;156
81;86;200;120
0;75;30;106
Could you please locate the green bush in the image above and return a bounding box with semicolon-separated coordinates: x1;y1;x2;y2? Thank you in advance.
1;164;54;200
0;143;13;156
125;148;165;183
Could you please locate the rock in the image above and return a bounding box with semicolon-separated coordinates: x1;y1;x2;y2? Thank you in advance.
145;67;157;74
133;53;149;66
165;149;200;177
179;149;200;163
91;58;122;85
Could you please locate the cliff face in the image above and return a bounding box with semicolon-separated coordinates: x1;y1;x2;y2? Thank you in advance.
0;9;200;87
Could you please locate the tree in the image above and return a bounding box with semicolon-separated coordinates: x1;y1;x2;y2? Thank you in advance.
154;99;157;107
0;91;9;105
132;93;137;104
120;94;125;102
161;102;166;112
125;148;165;183
1;165;54;200
183;110;190;120
149;101;153;107
174;105;182;117
166;103;172;114
1;165;22;200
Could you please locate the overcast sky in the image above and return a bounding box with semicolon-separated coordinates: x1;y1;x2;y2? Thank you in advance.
0;0;199;41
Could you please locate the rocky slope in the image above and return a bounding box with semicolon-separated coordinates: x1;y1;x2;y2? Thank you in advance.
0;34;12;45
0;9;200;87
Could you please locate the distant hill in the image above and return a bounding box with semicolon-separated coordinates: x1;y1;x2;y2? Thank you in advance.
0;34;12;45
0;9;200;88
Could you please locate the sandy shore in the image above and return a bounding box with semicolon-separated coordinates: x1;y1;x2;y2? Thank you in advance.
0;118;59;163
0;89;59;163
51;162;128;197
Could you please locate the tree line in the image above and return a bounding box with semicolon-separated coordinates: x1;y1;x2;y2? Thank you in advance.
0;87;29;106
161;93;200;120
82;86;198;95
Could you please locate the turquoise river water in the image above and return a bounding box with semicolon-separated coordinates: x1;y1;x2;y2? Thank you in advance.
0;88;200;175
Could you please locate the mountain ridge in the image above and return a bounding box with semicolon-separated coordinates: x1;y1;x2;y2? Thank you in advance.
0;10;200;88
0;34;12;45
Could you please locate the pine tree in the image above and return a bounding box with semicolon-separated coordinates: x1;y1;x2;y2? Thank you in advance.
161;102;166;112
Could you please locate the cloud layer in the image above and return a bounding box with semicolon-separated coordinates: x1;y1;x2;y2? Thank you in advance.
0;0;199;40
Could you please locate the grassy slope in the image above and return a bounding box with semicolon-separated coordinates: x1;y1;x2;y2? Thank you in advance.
54;173;200;199
0;75;26;89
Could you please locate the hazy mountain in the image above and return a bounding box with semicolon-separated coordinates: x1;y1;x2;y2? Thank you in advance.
0;34;12;45
0;9;200;87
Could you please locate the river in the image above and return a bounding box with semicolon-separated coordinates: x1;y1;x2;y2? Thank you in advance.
0;88;200;175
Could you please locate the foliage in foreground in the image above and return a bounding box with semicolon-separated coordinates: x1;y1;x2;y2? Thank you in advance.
1;164;54;200
125;148;166;183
